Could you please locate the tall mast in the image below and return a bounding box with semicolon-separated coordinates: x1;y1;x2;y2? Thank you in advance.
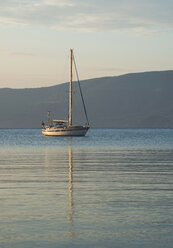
69;49;73;126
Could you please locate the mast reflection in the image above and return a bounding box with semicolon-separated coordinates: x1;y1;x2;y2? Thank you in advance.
67;139;76;238
68;145;73;223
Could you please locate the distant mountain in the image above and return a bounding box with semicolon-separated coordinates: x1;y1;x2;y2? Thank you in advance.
0;70;173;128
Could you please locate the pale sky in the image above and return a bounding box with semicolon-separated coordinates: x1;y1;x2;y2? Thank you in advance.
0;0;173;88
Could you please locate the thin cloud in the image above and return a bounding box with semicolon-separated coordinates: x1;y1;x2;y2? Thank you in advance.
39;0;75;7
0;48;36;57
0;0;172;34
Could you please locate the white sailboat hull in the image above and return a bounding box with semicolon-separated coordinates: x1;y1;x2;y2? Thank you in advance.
42;126;89;136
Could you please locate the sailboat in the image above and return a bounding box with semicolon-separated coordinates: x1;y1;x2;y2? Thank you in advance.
42;49;90;136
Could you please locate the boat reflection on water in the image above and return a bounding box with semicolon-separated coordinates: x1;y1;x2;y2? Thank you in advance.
42;138;75;237
67;145;73;224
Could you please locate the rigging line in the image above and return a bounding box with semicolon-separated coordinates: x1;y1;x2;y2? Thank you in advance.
72;54;90;126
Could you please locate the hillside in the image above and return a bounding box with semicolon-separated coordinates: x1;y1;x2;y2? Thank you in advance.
0;70;173;128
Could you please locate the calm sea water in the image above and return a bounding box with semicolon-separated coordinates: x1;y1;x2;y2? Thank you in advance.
0;128;173;248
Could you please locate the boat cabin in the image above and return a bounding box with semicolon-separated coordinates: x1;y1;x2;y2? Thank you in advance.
50;120;68;128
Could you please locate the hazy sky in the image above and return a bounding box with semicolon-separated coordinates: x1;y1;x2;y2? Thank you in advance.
0;0;173;88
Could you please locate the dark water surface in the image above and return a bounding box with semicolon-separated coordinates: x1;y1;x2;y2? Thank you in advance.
0;129;173;248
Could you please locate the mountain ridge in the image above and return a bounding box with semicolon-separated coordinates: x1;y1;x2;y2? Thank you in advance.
0;70;173;128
